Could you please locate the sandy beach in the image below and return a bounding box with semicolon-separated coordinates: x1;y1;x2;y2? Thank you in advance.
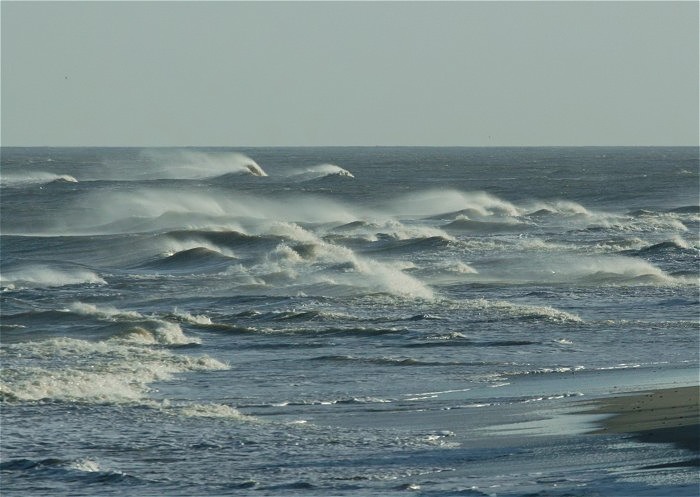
586;386;700;454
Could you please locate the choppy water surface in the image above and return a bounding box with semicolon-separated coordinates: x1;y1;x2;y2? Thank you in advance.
1;147;698;496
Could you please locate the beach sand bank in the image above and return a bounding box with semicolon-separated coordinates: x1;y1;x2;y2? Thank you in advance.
586;385;699;454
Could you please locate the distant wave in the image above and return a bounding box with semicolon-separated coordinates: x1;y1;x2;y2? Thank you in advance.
0;171;78;186
667;205;700;215
286;164;354;181
310;354;464;367
630;237;696;256
403;338;540;348
387;190;520;218
0;457;143;485
132;150;267;180
432;298;583;324
0;264;105;290
358;235;453;255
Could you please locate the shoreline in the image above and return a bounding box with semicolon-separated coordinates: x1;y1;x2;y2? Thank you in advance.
584;385;700;453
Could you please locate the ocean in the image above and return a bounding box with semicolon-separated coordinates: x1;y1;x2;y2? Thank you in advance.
1;146;698;496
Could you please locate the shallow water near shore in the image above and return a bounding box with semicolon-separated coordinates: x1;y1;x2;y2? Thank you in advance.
1;147;699;496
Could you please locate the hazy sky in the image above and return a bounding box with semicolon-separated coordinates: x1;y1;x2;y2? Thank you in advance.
2;1;698;146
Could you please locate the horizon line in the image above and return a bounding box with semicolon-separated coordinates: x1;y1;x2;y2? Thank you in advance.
2;144;699;149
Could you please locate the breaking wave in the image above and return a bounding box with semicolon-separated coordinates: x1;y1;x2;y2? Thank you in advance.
139;150;267;179
445;298;583;324
0;171;78;186
0;337;226;403
0;265;106;289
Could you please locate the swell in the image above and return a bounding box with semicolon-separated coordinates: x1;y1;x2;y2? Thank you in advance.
137;247;236;272
309;354;508;367
0;457;143;485
402;339;541;348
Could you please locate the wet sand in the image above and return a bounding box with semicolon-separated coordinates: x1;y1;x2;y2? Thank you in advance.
587;385;700;453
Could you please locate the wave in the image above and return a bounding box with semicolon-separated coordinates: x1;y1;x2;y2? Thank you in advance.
668;205;700;215
386;190;521;218
258;309;358;322
566;256;677;285
310;354;476;367
470;254;682;287
60;188;360;234
265;238;434;299
138;150;267;179
248;325;407;337
0;457;142;485
326;220;454;247
0;264;106;289
403;338;540;348
286;163;354;180
358;235;453;255
442;217;526;233
630;236;696;256
0;303;237;417
175;403;256;420
164;229;281;252
0;171;78;186
583;213;689;234
139;247;236;272
245;395;392;409
165;308;214;326
193;222;434;299
443;298;583;324
69;302;199;345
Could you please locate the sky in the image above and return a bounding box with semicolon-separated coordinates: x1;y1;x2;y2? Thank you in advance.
1;1;698;147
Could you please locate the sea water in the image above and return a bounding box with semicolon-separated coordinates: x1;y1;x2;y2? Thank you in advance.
1;147;698;496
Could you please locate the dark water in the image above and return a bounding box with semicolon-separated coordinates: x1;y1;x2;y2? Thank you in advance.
1;147;698;496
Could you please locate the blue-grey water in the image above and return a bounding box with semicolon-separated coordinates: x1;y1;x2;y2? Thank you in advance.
1;147;698;496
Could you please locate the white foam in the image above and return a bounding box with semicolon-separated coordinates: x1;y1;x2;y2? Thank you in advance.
527;199;593;217
70;302;142;320
670;235;690;249
67;458;102;473
70;302;200;345
230;222;434;299
0;337;227;404
171;308;213;325
437;260;478;274
115;321;197;346
267;238;435;299
477;254;680;286
377;219;454;241
176;403;256;420
558;255;675;284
